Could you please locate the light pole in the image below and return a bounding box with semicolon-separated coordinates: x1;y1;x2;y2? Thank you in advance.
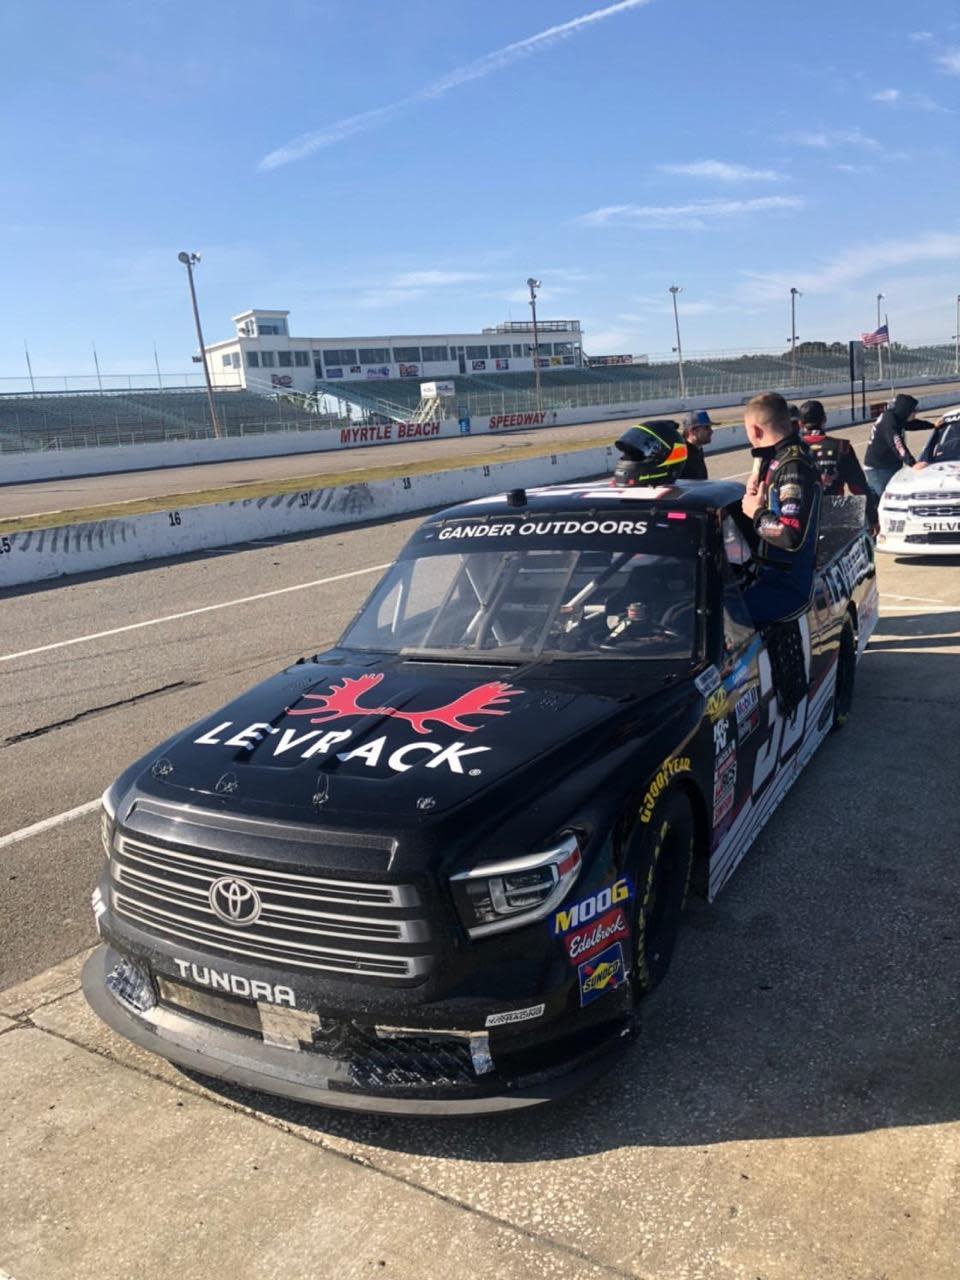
669;285;686;399
876;292;884;382
955;294;960;376
527;277;542;413
178;251;223;439
789;287;801;386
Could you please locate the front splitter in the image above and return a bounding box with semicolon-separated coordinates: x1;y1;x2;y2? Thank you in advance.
82;945;632;1116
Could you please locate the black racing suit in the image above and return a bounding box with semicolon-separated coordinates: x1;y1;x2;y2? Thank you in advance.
679;441;708;480
802;429;879;529
741;431;822;628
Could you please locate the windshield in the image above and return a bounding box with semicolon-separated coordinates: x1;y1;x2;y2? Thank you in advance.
931;422;960;463
341;516;701;662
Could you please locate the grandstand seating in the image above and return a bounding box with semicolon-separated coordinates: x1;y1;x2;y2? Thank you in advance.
0;388;333;452
2;343;955;453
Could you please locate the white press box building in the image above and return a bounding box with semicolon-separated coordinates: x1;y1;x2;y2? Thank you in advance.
206;309;585;394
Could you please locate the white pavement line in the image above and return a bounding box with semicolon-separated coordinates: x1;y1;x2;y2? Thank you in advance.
0;562;390;664
884;593;946;604
0;799;99;852
878;604;954;613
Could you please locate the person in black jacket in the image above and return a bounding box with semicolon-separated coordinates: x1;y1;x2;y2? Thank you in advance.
799;400;879;533
740;393;822;627
863;394;934;495
679;410;713;479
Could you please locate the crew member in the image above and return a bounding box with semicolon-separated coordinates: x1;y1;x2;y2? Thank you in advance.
799;399;879;533
612;420;688;486
863;393;933;495
740;392;822;628
679;410;714;479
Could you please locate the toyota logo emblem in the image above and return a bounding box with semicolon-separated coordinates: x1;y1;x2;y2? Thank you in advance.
208;876;262;926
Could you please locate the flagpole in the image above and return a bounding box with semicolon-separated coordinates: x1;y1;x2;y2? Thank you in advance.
24;341;36;396
885;313;894;395
876;293;884;383
92;342;103;392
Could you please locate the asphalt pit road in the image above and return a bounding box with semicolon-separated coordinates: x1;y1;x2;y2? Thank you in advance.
1;679;200;747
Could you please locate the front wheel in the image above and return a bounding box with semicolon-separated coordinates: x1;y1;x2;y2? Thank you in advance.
831;614;856;731
631;788;696;1000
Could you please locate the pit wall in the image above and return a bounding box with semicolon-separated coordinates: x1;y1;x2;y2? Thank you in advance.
5;377;957;486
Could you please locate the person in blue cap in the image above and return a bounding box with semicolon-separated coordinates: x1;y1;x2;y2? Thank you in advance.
679;410;714;479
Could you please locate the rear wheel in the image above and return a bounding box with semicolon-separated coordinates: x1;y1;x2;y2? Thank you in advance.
831;614;856;731
631;788;696;1000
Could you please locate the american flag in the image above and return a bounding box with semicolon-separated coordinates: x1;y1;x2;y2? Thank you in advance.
861;324;890;347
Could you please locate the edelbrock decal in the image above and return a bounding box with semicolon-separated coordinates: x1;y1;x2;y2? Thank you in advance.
562;906;629;965
484;1004;545;1028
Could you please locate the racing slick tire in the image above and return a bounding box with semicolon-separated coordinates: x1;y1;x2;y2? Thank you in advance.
630;788;696;1001
831;614;856;732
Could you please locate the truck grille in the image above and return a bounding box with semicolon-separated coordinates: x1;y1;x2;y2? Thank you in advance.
110;833;433;980
909;504;960;518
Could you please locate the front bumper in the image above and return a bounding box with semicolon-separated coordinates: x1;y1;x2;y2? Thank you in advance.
83;945;635;1115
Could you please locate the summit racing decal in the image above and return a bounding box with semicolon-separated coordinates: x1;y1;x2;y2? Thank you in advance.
287;674;519;735
561;906;629;965
578;942;626;1006
639;757;692;823
192;675;522;777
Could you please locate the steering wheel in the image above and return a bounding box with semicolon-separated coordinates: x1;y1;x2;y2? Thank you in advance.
588;621;682;651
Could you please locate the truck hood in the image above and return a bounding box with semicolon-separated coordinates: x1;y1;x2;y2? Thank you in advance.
885;460;960;496
135;654;677;827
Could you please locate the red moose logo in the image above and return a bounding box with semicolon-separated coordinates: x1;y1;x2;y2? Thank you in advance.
287;673;520;736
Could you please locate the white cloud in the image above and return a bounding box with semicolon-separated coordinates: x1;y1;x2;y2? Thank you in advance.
783;127;882;151
869;86;950;112
935;48;960;74
658;160;782;181
578;196;802;229
909;30;933;41
259;0;654;169
391;270;488;288
739;233;960;303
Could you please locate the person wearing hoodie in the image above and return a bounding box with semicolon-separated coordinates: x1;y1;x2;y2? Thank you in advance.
863;393;934;496
799;400;879;534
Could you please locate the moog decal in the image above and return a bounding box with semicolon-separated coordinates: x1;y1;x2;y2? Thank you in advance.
552;879;632;936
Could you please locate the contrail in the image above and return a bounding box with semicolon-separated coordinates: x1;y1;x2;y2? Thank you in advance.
259;0;654;170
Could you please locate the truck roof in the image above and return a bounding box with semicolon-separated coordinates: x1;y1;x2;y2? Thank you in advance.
444;478;745;521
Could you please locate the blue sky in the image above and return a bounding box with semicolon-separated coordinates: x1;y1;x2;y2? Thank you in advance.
2;0;959;383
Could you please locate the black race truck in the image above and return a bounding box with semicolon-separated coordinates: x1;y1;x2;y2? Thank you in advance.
84;478;878;1114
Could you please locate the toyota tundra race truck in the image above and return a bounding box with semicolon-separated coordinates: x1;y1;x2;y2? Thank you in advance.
84;478;878;1115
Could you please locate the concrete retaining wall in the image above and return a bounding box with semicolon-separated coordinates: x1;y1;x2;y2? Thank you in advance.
0;445;614;590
